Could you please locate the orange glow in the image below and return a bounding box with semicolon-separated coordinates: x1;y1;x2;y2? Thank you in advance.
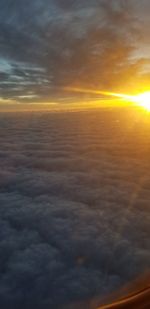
130;92;150;111
64;86;137;103
64;87;150;110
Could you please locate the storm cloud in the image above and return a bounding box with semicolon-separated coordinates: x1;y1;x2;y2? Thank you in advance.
0;109;149;308
0;0;149;103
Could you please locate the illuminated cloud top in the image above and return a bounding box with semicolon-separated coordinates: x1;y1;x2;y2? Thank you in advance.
0;0;149;104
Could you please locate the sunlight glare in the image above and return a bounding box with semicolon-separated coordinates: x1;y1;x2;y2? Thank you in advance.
132;92;150;110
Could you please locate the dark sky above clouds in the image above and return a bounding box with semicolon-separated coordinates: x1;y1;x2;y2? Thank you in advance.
0;0;150;104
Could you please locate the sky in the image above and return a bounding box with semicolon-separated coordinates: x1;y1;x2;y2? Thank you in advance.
0;0;150;107
0;1;150;307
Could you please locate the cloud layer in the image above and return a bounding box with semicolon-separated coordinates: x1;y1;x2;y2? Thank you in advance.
0;109;149;308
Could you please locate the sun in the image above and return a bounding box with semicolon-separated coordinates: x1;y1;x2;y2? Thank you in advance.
132;91;150;110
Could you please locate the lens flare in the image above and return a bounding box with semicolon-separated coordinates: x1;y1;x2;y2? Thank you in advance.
131;92;150;110
64;87;150;110
64;86;134;101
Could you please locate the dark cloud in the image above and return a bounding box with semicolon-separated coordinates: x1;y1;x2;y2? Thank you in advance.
0;0;149;103
0;110;149;308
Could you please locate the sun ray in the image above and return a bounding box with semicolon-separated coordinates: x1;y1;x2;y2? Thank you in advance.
64;87;150;110
131;92;150;110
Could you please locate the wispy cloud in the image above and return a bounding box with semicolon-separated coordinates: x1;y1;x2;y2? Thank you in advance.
0;0;149;103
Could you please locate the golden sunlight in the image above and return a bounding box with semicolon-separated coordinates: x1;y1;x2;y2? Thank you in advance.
64;87;150;111
131;92;150;110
